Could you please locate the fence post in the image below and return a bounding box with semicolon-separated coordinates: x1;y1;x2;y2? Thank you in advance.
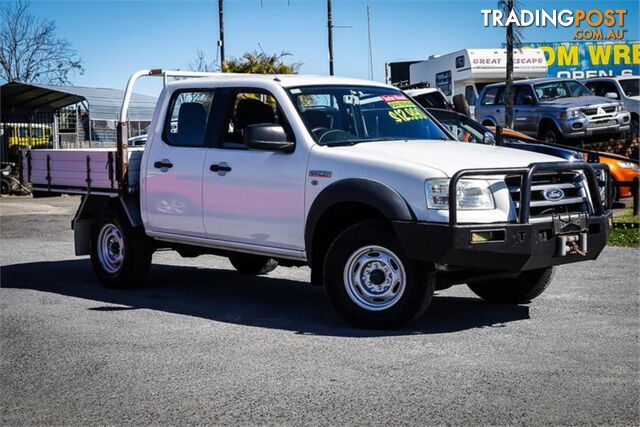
633;176;639;217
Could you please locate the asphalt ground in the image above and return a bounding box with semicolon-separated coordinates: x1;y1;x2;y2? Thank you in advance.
1;196;638;425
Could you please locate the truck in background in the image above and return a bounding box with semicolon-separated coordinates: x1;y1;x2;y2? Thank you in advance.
407;48;548;115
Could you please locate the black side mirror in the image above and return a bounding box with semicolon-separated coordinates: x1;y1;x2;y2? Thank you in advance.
522;94;536;105
244;124;294;152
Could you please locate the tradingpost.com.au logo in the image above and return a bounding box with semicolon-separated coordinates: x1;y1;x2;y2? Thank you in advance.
481;8;628;40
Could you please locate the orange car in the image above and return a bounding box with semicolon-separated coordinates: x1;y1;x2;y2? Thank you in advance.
492;127;640;198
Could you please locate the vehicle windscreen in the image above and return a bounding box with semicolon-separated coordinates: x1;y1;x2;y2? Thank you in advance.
413;92;450;109
619;78;639;97
288;86;450;145
534;80;591;101
431;113;487;144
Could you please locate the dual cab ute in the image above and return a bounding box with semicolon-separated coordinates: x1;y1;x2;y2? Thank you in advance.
20;70;611;328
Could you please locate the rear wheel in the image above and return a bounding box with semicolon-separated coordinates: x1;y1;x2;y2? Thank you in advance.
90;213;153;288
467;267;555;304
229;254;278;275
323;221;435;329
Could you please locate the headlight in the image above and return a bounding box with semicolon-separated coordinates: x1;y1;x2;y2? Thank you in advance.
617;104;625;112
425;178;495;210
560;110;584;120
618;161;639;170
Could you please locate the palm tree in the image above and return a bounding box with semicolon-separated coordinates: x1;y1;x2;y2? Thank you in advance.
189;49;301;75
222;50;301;74
498;0;523;129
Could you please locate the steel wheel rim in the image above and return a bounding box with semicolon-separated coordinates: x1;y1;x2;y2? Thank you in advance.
343;245;406;311
97;223;124;273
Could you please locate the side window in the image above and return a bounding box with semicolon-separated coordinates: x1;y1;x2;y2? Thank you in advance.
480;87;500;105
464;86;476;106
221;90;290;149
514;86;535;104
163;90;214;147
591;81;619;97
435;71;452;96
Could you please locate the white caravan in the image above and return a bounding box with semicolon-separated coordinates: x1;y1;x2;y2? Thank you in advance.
409;48;548;114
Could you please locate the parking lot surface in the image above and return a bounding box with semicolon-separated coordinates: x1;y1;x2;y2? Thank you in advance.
1;196;638;425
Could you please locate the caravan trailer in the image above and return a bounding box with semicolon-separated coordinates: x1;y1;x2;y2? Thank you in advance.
409;49;548;115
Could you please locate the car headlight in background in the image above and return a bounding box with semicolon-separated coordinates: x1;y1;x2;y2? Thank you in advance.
617;161;639;170
617;104;625;112
426;178;495;210
560;110;584;120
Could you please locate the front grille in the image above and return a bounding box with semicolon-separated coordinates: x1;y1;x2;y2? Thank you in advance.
506;171;590;220
581;105;616;116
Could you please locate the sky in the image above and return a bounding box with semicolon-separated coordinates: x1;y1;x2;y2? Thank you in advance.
7;0;640;95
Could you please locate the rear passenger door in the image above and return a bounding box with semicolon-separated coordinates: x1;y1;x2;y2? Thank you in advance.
144;89;214;237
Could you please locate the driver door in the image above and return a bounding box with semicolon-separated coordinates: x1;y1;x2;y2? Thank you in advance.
201;88;307;251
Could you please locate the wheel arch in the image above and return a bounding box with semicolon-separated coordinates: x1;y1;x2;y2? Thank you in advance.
73;195;142;255
305;178;415;281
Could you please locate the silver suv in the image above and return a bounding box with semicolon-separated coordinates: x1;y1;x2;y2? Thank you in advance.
475;78;631;143
582;76;639;138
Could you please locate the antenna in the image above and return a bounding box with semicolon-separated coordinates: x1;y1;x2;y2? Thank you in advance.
258;42;280;82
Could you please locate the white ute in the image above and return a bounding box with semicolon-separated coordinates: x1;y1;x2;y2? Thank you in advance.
21;69;611;328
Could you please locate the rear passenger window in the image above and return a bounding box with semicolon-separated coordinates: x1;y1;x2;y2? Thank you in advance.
480;87;500;105
163;90;214;147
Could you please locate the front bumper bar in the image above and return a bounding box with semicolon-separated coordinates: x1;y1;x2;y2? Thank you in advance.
394;161;610;272
393;214;609;272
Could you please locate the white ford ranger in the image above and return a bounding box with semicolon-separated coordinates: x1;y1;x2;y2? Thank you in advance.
21;70;610;328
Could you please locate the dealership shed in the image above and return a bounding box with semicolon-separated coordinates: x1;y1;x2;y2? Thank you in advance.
1;82;157;160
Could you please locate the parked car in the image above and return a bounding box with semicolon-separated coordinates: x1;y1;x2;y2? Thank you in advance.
582;76;639;138
495;125;639;199
427;107;584;161
20;69;611;329
403;87;452;110
475;78;631;143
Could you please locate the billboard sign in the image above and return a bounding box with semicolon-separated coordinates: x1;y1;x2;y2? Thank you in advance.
517;41;639;79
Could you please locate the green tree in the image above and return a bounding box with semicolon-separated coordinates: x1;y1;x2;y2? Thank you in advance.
189;49;301;74
498;0;523;129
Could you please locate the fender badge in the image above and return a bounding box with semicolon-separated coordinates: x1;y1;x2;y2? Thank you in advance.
309;170;332;178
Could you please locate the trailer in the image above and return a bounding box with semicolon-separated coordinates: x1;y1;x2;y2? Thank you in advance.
409;48;548;114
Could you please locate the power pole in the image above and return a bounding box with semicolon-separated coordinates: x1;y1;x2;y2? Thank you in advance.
327;0;334;75
218;0;225;69
366;3;374;80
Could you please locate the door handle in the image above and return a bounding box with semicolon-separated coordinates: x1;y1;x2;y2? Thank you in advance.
153;160;173;169
210;163;232;173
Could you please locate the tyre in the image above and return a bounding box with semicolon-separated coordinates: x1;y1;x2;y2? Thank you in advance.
467;267;555;304
540;125;562;144
323;221;435;329
631;114;639;140
90;212;153;289
0;179;10;195
229;254;278;275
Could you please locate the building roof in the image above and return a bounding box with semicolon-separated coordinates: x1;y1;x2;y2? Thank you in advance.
1;82;157;121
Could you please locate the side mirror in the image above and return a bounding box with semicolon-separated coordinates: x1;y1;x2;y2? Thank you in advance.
244;124;294;152
605;92;619;100
522;94;536;105
483;131;496;144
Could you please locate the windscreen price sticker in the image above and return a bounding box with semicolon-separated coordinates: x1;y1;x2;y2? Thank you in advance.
381;94;428;123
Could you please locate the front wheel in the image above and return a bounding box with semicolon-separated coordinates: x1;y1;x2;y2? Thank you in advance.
324;221;435;329
90;214;153;288
541;126;562;144
467;267;555;304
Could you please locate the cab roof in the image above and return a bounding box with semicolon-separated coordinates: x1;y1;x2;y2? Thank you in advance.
165;74;395;90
